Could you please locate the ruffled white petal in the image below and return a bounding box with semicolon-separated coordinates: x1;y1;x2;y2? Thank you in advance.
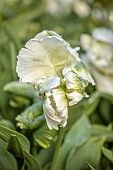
43;97;61;130
60;120;67;128
62;67;71;76
16;45;56;84
34;30;62;41
39;76;60;94
52;88;68;118
16;34;77;84
67;46;81;61
72;61;95;85
63;71;83;90
63;58;95;86
67;91;84;106
43;88;68;130
41;36;75;77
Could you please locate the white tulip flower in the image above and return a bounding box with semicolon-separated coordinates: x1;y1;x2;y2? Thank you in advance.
81;27;113;96
16;30;94;130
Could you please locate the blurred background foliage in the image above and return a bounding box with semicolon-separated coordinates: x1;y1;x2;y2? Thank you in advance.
0;0;113;170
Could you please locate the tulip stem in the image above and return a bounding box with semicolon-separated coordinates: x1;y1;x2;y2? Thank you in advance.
51;128;64;170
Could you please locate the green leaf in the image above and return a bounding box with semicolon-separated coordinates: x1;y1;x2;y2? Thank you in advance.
0;119;16;130
24;150;42;170
16;102;44;129
9;5;44;26
102;147;113;162
34;125;57;148
87;163;96;170
68;92;100;127
3;24;22;51
9;95;31;108
91;124;113;141
9;42;17;80
4;81;36;98
0;138;18;170
0;3;44;46
99;92;113;104
7;135;42;170
99;99;111;123
38;141;56;166
66;137;105;170
7;135;24;169
55;115;91;170
43;163;51;170
0;125;30;152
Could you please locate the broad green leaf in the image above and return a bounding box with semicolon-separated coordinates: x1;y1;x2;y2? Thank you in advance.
16;102;44;129
68;92;100;127
55;116;91;170
0;125;30;152
33;125;57;148
24;150;42;170
66;137;105;170
7;135;24;169
99;92;113;104
0;119;16;130
38;141;56;166
7;135;42;170
83;92;100;115
99;99;111;123
4;81;36;98
0;138;18;170
91;124;113;141
102;147;113;162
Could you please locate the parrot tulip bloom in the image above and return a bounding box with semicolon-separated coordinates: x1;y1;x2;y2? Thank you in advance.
16;30;95;130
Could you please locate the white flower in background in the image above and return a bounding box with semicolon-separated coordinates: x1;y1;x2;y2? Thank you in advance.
73;0;90;18
80;27;113;95
46;0;73;17
16;30;94;130
46;0;90;18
